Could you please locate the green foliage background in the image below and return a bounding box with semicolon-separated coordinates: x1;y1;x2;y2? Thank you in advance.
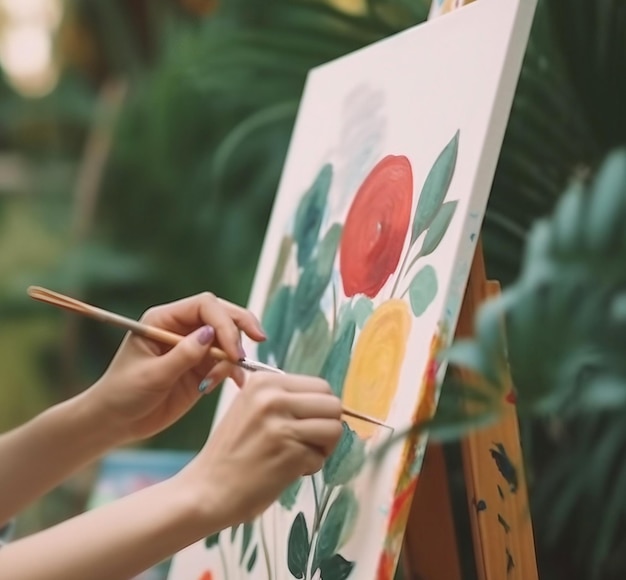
0;0;625;578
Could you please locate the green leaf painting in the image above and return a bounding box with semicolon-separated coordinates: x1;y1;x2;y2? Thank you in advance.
313;487;359;572
267;235;294;305
322;422;366;486
320;319;356;397
284;310;332;376
293;224;343;330
294;164;333;268
287;512;310;579
204;531;220;549
246;546;258;573
352;296;374;328
418;200;458;258
410;130;460;245
279;478;303;510
258;285;295;367
319;554;356;580
408;265;438;316
240;522;253;564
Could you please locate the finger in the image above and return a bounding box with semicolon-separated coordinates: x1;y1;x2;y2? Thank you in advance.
292;418;344;456
152;325;215;383
143;293;244;362
286;393;343;420
217;298;267;342
299;448;327;476
230;365;246;388
142;293;265;347
198;360;243;395
277;375;334;395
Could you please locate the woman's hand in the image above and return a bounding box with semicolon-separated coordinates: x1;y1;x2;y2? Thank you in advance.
84;292;267;444
176;372;344;531
0;375;343;580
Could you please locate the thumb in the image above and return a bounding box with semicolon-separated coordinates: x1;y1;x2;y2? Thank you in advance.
154;325;215;382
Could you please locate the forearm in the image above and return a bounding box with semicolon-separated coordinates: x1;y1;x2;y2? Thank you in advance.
0;392;119;524
0;478;212;580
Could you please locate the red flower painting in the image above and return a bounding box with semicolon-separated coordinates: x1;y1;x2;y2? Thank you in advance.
339;155;413;298
376;550;396;580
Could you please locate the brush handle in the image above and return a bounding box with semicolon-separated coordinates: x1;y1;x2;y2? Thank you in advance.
26;286;387;428
26;286;232;363
90;307;230;363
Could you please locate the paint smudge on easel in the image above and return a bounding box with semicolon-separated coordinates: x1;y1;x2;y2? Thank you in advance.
497;513;511;534
506;548;515;574
489;443;518;493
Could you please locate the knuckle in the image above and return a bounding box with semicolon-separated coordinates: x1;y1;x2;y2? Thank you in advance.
178;340;200;362
312;377;333;395
316;378;333;394
252;388;283;417
328;421;344;448
141;305;160;323
200;291;217;303
329;397;343;418
261;418;290;451
302;452;325;476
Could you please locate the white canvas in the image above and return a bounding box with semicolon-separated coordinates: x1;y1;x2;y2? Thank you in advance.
168;0;537;578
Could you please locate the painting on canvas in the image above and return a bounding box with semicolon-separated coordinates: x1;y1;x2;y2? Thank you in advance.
169;0;536;578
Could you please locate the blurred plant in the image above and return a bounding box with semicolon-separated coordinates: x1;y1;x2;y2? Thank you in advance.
424;149;626;580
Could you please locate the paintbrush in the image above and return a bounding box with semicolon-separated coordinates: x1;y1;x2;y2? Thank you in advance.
27;286;386;428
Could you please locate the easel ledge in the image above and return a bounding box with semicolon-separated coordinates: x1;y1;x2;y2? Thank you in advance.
399;2;539;578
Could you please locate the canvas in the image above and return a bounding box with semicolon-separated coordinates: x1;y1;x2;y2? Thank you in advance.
168;0;537;578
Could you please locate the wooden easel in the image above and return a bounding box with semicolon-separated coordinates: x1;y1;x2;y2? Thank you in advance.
399;1;540;579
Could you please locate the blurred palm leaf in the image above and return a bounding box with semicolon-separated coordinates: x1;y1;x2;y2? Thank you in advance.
546;0;626;151
446;149;626;579
485;0;602;285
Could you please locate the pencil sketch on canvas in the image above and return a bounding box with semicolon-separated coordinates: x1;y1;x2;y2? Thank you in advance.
168;0;537;578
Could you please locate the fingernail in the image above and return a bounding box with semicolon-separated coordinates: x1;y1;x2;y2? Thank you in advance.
238;341;246;360
198;378;215;394
197;326;215;345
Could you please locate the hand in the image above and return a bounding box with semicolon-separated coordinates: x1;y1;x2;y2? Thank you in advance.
84;292;267;444
176;373;343;531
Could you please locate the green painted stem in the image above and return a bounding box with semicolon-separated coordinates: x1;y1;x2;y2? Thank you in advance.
392;241;425;299
218;542;229;580
391;243;415;299
403;249;424;280
259;516;273;580
318;487;334;526
306;485;335;579
311;475;321;527
331;280;338;340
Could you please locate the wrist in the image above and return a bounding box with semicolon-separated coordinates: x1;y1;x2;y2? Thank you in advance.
170;466;233;537
64;390;124;452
